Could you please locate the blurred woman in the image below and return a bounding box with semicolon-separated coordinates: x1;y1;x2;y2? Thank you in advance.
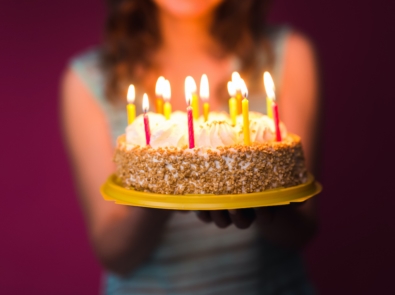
61;0;319;293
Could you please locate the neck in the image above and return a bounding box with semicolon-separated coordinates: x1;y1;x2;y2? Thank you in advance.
157;10;217;57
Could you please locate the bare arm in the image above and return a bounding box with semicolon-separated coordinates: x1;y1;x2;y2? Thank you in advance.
255;32;320;249
197;32;320;249
60;69;172;276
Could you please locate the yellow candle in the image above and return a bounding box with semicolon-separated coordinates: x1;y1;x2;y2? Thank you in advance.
163;79;172;120
264;72;275;119
229;98;237;126
236;93;243;115
227;81;237;126
126;84;136;124
266;97;273;119
185;76;199;119
231;72;243;115
203;103;209;122
156;98;163;115
242;98;251;146
155;76;165;114
163;102;171;120
200;74;209;122
127;104;135;125
192;93;199;120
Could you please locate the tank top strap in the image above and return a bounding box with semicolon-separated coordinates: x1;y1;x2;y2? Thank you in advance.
69;48;127;145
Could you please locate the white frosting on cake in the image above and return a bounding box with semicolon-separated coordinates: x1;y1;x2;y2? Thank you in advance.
195;121;239;148
169;110;189;125
150;120;189;148
238;115;288;143
235;111;264;125
197;111;232;124
126;111;287;148
126;112;166;146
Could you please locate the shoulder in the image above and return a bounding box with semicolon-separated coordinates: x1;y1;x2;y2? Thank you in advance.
284;31;317;72
281;30;318;97
261;26;317;89
265;26;316;61
69;46;103;72
69;47;104;85
65;46;108;104
61;47;107;119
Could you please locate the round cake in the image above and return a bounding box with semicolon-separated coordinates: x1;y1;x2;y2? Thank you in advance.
114;111;308;195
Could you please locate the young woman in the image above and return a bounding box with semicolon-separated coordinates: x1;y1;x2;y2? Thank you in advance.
61;0;319;293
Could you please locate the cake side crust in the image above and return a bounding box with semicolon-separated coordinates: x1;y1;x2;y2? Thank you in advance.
114;134;308;195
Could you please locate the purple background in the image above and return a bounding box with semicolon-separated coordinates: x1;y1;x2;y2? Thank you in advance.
1;0;394;294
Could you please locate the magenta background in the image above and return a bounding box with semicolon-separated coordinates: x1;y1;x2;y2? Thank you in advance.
1;0;394;294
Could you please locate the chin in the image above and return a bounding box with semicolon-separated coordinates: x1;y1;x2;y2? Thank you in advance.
154;0;224;19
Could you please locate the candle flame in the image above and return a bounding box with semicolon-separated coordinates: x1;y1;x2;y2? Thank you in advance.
200;74;209;101
232;71;241;84
127;84;135;103
155;76;165;96
142;93;149;112
163;79;171;102
263;71;276;101
232;71;245;92
240;78;248;98
227;81;235;97
185;76;196;105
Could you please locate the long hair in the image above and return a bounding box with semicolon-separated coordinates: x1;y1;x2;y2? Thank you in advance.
102;0;273;103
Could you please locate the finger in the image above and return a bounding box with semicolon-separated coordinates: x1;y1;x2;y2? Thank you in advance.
210;210;232;228
229;209;256;229
195;211;212;223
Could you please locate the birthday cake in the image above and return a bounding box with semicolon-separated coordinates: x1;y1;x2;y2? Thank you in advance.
114;111;308;195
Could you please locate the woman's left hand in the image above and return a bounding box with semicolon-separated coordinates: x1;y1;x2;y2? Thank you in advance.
195;199;318;249
195;208;257;229
195;202;307;229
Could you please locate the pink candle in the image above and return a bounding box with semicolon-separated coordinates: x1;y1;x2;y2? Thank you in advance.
144;114;151;145
185;77;196;149
142;93;151;145
272;101;282;142
187;105;195;149
264;72;282;142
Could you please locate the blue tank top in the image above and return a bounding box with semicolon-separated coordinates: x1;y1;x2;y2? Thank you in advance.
70;26;314;295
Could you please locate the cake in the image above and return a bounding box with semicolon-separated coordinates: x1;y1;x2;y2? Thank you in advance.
114;112;307;195
114;111;308;195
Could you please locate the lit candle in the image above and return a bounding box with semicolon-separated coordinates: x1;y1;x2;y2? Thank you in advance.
263;71;282;141
155;76;165;114
142;93;151;145
200;74;209;122
185;76;199;120
227;81;237;126
232;71;243;115
126;84;136;125
240;79;251;145
185;77;195;149
163;79;172;120
263;72;274;119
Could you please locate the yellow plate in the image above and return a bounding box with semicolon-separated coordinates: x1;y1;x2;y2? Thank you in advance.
101;174;322;210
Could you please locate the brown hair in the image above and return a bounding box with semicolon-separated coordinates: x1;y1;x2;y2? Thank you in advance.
102;0;273;103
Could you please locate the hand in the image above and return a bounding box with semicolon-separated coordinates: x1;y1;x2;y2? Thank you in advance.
195;209;256;229
195;202;307;230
